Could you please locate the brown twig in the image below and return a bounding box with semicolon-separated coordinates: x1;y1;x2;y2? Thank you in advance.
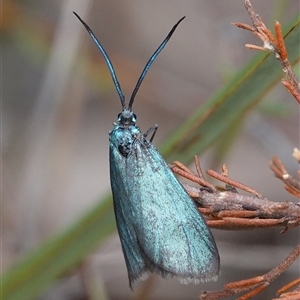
275;21;287;61
206;168;263;199
183;184;300;230
170;158;216;192
232;0;300;103
173;3;300;299
270;156;300;198
276;277;300;299
171;158;300;231
201;243;300;300
171;153;299;298
194;155;206;182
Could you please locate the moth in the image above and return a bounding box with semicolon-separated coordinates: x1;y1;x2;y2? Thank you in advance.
74;12;220;289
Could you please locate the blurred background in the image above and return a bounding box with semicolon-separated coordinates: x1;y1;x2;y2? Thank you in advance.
3;0;299;299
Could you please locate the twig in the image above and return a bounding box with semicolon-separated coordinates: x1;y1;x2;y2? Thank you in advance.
270;156;300;198
276;277;300;300
170;157;216;192
292;148;300;164
201;243;300;300
206;168;263;199
232;0;300;103
183;184;300;230
171;158;300;231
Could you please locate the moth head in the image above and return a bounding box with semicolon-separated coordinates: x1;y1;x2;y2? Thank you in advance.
118;109;137;126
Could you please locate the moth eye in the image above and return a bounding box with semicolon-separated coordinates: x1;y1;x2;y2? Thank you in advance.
132;113;137;122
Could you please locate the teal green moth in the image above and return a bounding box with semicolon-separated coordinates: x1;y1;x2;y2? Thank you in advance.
74;12;220;289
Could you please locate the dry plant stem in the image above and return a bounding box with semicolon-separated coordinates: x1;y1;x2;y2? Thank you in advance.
270;155;288;175
215;218;287;231
206;217;286;230
171;156;300;230
200;3;300;298
274;293;300;300
182;184;300;230
172;160;194;175
275;21;287;60
194;155;205;180
232;22;254;32
277;277;300;296
221;164;239;193
206;169;263;199
292;148;300;163
170;161;217;192
221;164;229;176
234;0;300;103
245;44;266;51
226;243;300;288
217;210;257;218
270;156;300;198
282;80;300;103
273;20;300;102
201;243;300;300
170;165;212;190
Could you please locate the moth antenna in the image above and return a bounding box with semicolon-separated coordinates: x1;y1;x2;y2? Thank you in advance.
74;12;126;110
128;16;185;110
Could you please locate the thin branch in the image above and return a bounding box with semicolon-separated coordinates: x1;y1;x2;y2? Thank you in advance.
232;0;300;103
201;243;300;300
206;168;263;199
172;157;300;231
184;184;300;230
270;156;300;198
276;277;300;300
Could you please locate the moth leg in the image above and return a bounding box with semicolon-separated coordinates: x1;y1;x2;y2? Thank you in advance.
144;124;158;142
